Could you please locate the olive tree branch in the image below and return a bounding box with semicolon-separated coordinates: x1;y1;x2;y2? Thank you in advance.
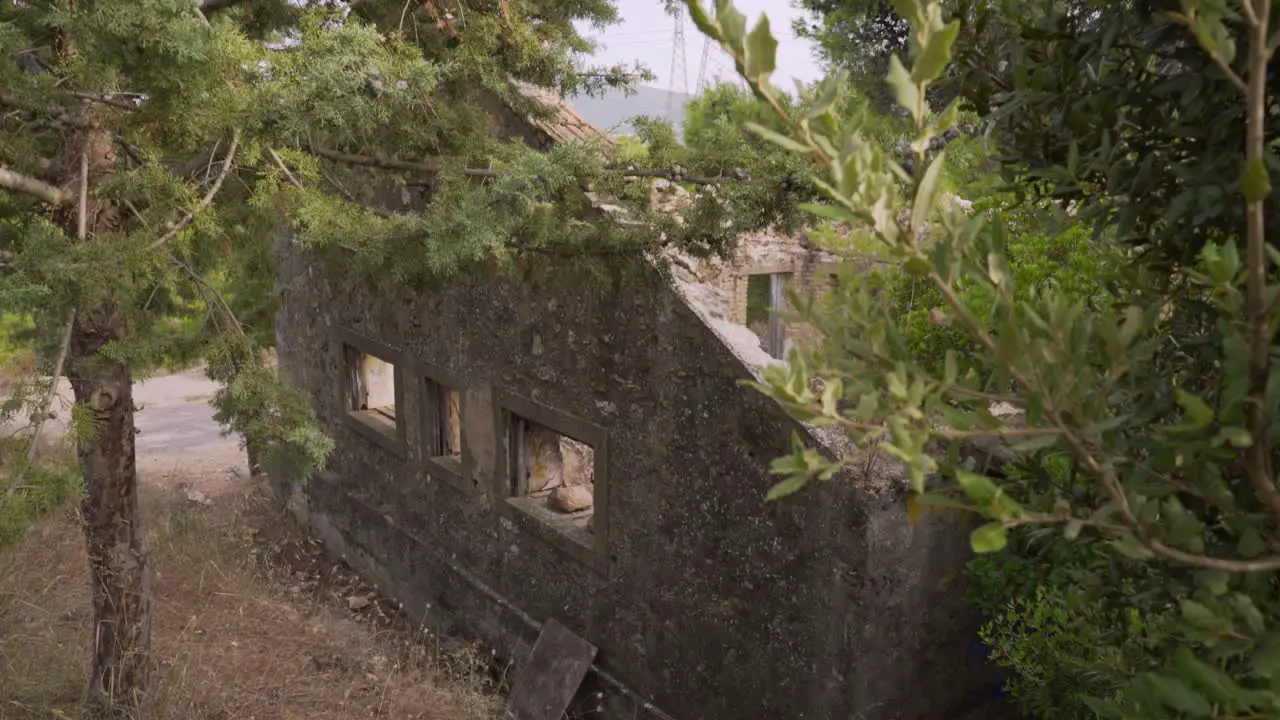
833;414;1060;441
1240;0;1280;521
721;9;1280;573
1241;0;1259;27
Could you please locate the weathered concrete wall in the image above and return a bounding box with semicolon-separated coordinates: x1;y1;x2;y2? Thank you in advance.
271;234;991;719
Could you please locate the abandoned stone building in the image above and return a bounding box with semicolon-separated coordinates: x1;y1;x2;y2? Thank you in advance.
269;86;997;719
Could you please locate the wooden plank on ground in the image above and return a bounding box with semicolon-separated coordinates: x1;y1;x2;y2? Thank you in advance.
503;618;598;720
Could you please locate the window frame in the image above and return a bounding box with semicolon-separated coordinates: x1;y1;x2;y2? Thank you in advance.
335;327;408;458
493;390;610;574
416;359;472;493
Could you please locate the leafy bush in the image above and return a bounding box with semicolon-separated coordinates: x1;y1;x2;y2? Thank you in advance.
883;199;1116;375
0;313;35;374
966;453;1186;718
0;437;81;549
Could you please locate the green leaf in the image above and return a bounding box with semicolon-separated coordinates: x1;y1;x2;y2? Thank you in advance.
1194;569;1231;597
970;522;1008;553
1242;155;1272;202
685;0;720;38
1111;534;1155;560
820;377;842;417
765;474;808;501
886;55;920;118
911;19;961;85
987;252;1008;287
889;0;921;26
1251;637;1280;679
956;470;1000;506
904;257;931;275
1173;645;1244;705
932;98;960;135
743;14;778;82
1237;525;1265;558
1230;593;1266;635
716;0;748;50
1181;600;1224;630
1009;433;1061;453
1174;388;1215;428
1216;426;1253;448
798;202;860;224
1145;672;1212;716
911;151;946;233
744;122;810;153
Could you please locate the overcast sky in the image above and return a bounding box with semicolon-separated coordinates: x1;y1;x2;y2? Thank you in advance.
579;0;825;93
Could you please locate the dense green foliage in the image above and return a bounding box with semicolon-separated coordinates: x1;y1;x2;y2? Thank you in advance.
800;0;1280;268
0;437;79;549
688;0;1280;717
965;454;1185;717
883;197;1115;375
0;0;807;482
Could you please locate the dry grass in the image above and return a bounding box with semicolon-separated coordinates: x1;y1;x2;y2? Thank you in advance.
0;478;502;720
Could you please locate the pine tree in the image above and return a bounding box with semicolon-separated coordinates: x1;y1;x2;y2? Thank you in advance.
1;1;818;713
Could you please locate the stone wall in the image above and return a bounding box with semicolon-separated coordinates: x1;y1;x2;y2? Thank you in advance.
686;231;840;357
271;236;994;719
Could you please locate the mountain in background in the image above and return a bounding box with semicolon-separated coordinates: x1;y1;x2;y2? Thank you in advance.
567;85;695;139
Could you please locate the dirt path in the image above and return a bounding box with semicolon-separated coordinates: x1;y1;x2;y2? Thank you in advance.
9;365;249;494
0;368;503;720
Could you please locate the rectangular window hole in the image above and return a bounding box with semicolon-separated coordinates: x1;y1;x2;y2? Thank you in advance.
507;414;596;540
425;379;463;478
344;342;398;436
746;272;788;359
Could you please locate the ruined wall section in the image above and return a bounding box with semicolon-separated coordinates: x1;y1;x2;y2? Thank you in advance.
268;84;986;719
667;230;841;359
273;232;984;719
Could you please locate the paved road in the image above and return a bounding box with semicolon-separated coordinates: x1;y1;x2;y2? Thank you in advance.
7;366;249;480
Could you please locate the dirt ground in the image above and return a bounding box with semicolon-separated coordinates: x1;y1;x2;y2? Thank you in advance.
0;368;505;719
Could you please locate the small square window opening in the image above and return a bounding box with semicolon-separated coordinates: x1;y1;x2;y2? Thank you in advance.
424;378;463;474
508;414;596;538
344;343;399;435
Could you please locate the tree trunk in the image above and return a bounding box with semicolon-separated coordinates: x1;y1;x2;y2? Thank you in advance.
68;313;151;714
59;120;152;714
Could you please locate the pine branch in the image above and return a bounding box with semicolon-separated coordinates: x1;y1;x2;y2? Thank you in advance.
148;131;241;250
305;145;746;186
303;145;460;176
0;166;71;205
198;0;248;13
67;91;140;111
8;154;84;495
11;310;75;488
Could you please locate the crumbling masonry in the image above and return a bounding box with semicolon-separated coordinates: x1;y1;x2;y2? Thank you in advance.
268;85;1001;719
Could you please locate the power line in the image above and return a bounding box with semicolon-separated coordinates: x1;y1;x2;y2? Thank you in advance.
694;2;714;94
591;30;673;41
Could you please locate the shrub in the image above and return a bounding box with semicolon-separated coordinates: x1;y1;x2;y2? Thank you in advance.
966;453;1186;718
0;313;36;376
0;437;81;549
